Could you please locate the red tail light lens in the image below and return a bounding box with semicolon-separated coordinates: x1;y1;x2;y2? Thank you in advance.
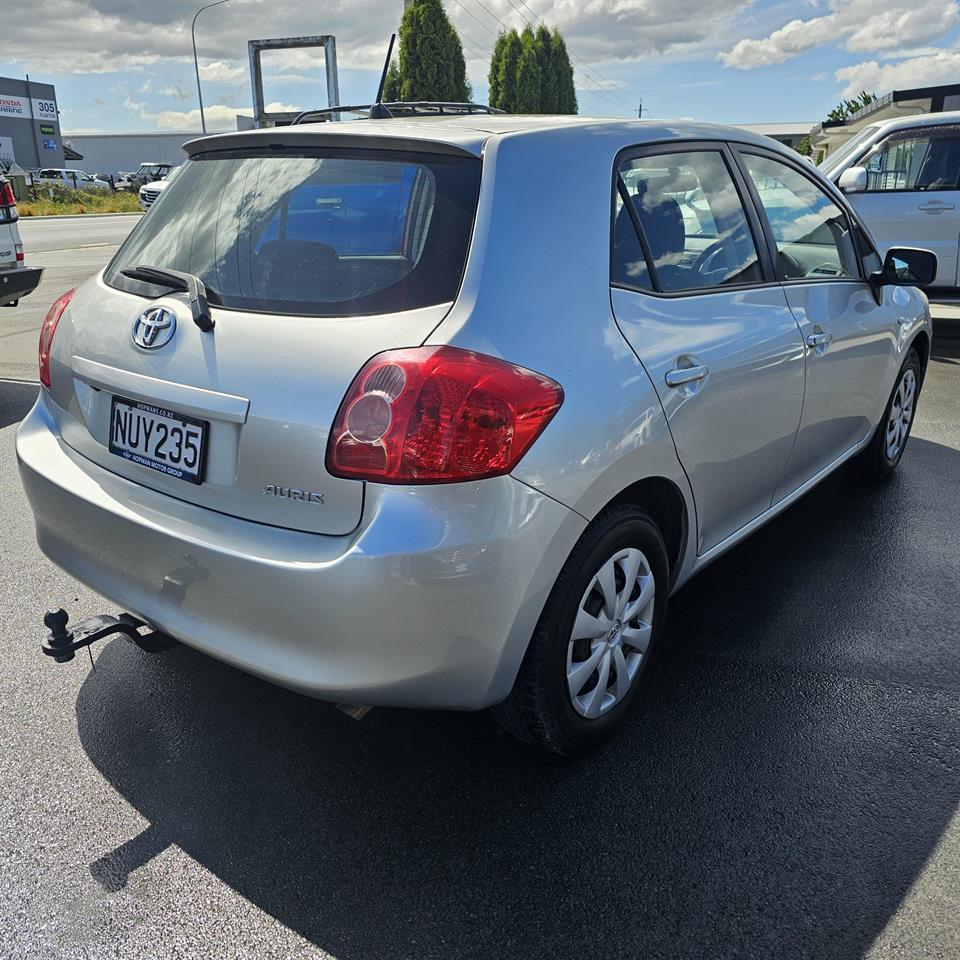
0;181;14;206
327;346;564;483
38;289;75;388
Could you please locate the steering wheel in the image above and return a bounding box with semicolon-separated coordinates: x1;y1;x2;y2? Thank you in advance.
691;240;729;276
777;250;804;280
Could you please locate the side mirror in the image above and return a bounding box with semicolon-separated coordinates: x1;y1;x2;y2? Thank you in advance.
870;247;937;300
838;166;867;193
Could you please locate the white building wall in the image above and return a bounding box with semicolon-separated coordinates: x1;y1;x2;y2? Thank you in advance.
61;131;229;177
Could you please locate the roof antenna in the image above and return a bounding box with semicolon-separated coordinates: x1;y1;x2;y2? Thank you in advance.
369;34;396;119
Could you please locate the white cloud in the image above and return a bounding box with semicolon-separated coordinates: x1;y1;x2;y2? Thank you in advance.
126;98;301;131
836;49;960;97
719;0;959;69
4;0;753;80
198;61;246;84
159;83;191;102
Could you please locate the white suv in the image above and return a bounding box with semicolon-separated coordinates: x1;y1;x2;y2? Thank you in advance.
0;175;43;307
821;111;960;292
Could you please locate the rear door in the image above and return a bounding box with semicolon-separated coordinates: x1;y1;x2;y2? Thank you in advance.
46;146;481;535
845;124;960;288
734;147;901;500
610;143;805;555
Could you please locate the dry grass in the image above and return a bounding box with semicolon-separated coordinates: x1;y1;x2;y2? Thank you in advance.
17;190;142;217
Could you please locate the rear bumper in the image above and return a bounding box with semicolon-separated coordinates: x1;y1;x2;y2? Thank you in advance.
17;392;585;709
0;266;43;306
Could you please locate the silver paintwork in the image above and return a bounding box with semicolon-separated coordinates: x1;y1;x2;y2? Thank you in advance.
16;116;932;710
566;547;654;718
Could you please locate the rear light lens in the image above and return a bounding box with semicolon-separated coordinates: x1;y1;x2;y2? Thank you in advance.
327;346;564;483
15;243;24;262
38;289;75;388
0;182;15;223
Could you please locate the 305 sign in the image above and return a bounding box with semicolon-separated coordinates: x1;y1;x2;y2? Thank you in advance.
32;99;58;121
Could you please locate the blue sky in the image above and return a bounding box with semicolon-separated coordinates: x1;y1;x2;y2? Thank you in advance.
4;0;960;133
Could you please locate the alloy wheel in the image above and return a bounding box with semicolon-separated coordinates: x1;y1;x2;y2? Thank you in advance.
565;547;656;719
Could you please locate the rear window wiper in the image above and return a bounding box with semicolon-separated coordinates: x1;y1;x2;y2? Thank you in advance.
121;264;215;332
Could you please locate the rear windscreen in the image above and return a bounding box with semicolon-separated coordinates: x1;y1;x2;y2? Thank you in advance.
105;148;481;317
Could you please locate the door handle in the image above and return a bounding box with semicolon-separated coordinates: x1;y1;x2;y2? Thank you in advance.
665;364;709;388
805;331;833;348
919;201;955;213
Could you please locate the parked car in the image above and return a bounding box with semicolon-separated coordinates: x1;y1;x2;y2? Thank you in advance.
35;168;112;192
821;110;960;292
139;165;180;211
0;174;43;307
17;117;934;754
116;162;175;192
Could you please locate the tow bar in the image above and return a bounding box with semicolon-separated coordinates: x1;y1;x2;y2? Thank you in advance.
42;609;179;663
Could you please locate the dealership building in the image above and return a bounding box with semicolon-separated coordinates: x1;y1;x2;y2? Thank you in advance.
0;75;64;170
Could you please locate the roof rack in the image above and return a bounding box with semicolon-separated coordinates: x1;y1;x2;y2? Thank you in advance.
292;102;505;125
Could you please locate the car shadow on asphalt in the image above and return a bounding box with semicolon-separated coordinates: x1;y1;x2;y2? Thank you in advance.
73;436;960;960
0;379;38;430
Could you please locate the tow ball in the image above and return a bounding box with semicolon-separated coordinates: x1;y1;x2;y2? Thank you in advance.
42;609;179;663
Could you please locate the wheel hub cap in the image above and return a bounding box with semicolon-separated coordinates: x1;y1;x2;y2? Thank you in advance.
885;367;916;461
565;547;656;719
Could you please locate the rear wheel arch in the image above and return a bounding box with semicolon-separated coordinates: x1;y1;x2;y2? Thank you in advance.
601;477;689;586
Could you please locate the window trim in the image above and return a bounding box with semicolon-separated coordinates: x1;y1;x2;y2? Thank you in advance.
729;143;866;285
609;140;776;299
857;124;960;194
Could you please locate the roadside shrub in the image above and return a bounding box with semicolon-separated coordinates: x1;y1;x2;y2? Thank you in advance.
18;186;142;216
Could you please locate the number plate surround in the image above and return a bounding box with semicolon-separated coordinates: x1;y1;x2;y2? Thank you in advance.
108;395;209;484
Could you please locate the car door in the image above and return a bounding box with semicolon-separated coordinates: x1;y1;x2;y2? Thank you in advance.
734;148;902;501
846;124;960;288
610;143;805;555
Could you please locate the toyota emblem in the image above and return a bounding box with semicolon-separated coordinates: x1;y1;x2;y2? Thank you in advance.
132;306;177;350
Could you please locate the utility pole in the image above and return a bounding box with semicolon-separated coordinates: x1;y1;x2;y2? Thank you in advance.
638;99;643;119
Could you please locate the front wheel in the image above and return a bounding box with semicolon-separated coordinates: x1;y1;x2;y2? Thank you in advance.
491;505;670;755
851;348;921;479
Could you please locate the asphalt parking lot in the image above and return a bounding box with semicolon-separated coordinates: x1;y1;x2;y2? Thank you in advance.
1;214;140;380
0;223;958;959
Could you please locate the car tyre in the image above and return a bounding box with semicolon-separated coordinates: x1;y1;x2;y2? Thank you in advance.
851;348;921;480
491;504;669;756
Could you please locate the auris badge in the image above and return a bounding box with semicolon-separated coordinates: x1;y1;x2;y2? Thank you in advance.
263;484;325;505
132;306;176;350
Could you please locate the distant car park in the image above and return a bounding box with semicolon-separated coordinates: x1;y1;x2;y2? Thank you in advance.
35;168;112;192
116;162;175;192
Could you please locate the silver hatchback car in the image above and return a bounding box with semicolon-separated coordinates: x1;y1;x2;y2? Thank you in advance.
17;116;934;754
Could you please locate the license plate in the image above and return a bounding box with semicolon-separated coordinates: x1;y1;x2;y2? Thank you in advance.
109;396;208;484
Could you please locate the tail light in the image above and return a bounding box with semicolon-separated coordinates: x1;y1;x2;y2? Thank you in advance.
327;346;564;484
38;289;76;389
0;181;15;222
15;243;24;262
